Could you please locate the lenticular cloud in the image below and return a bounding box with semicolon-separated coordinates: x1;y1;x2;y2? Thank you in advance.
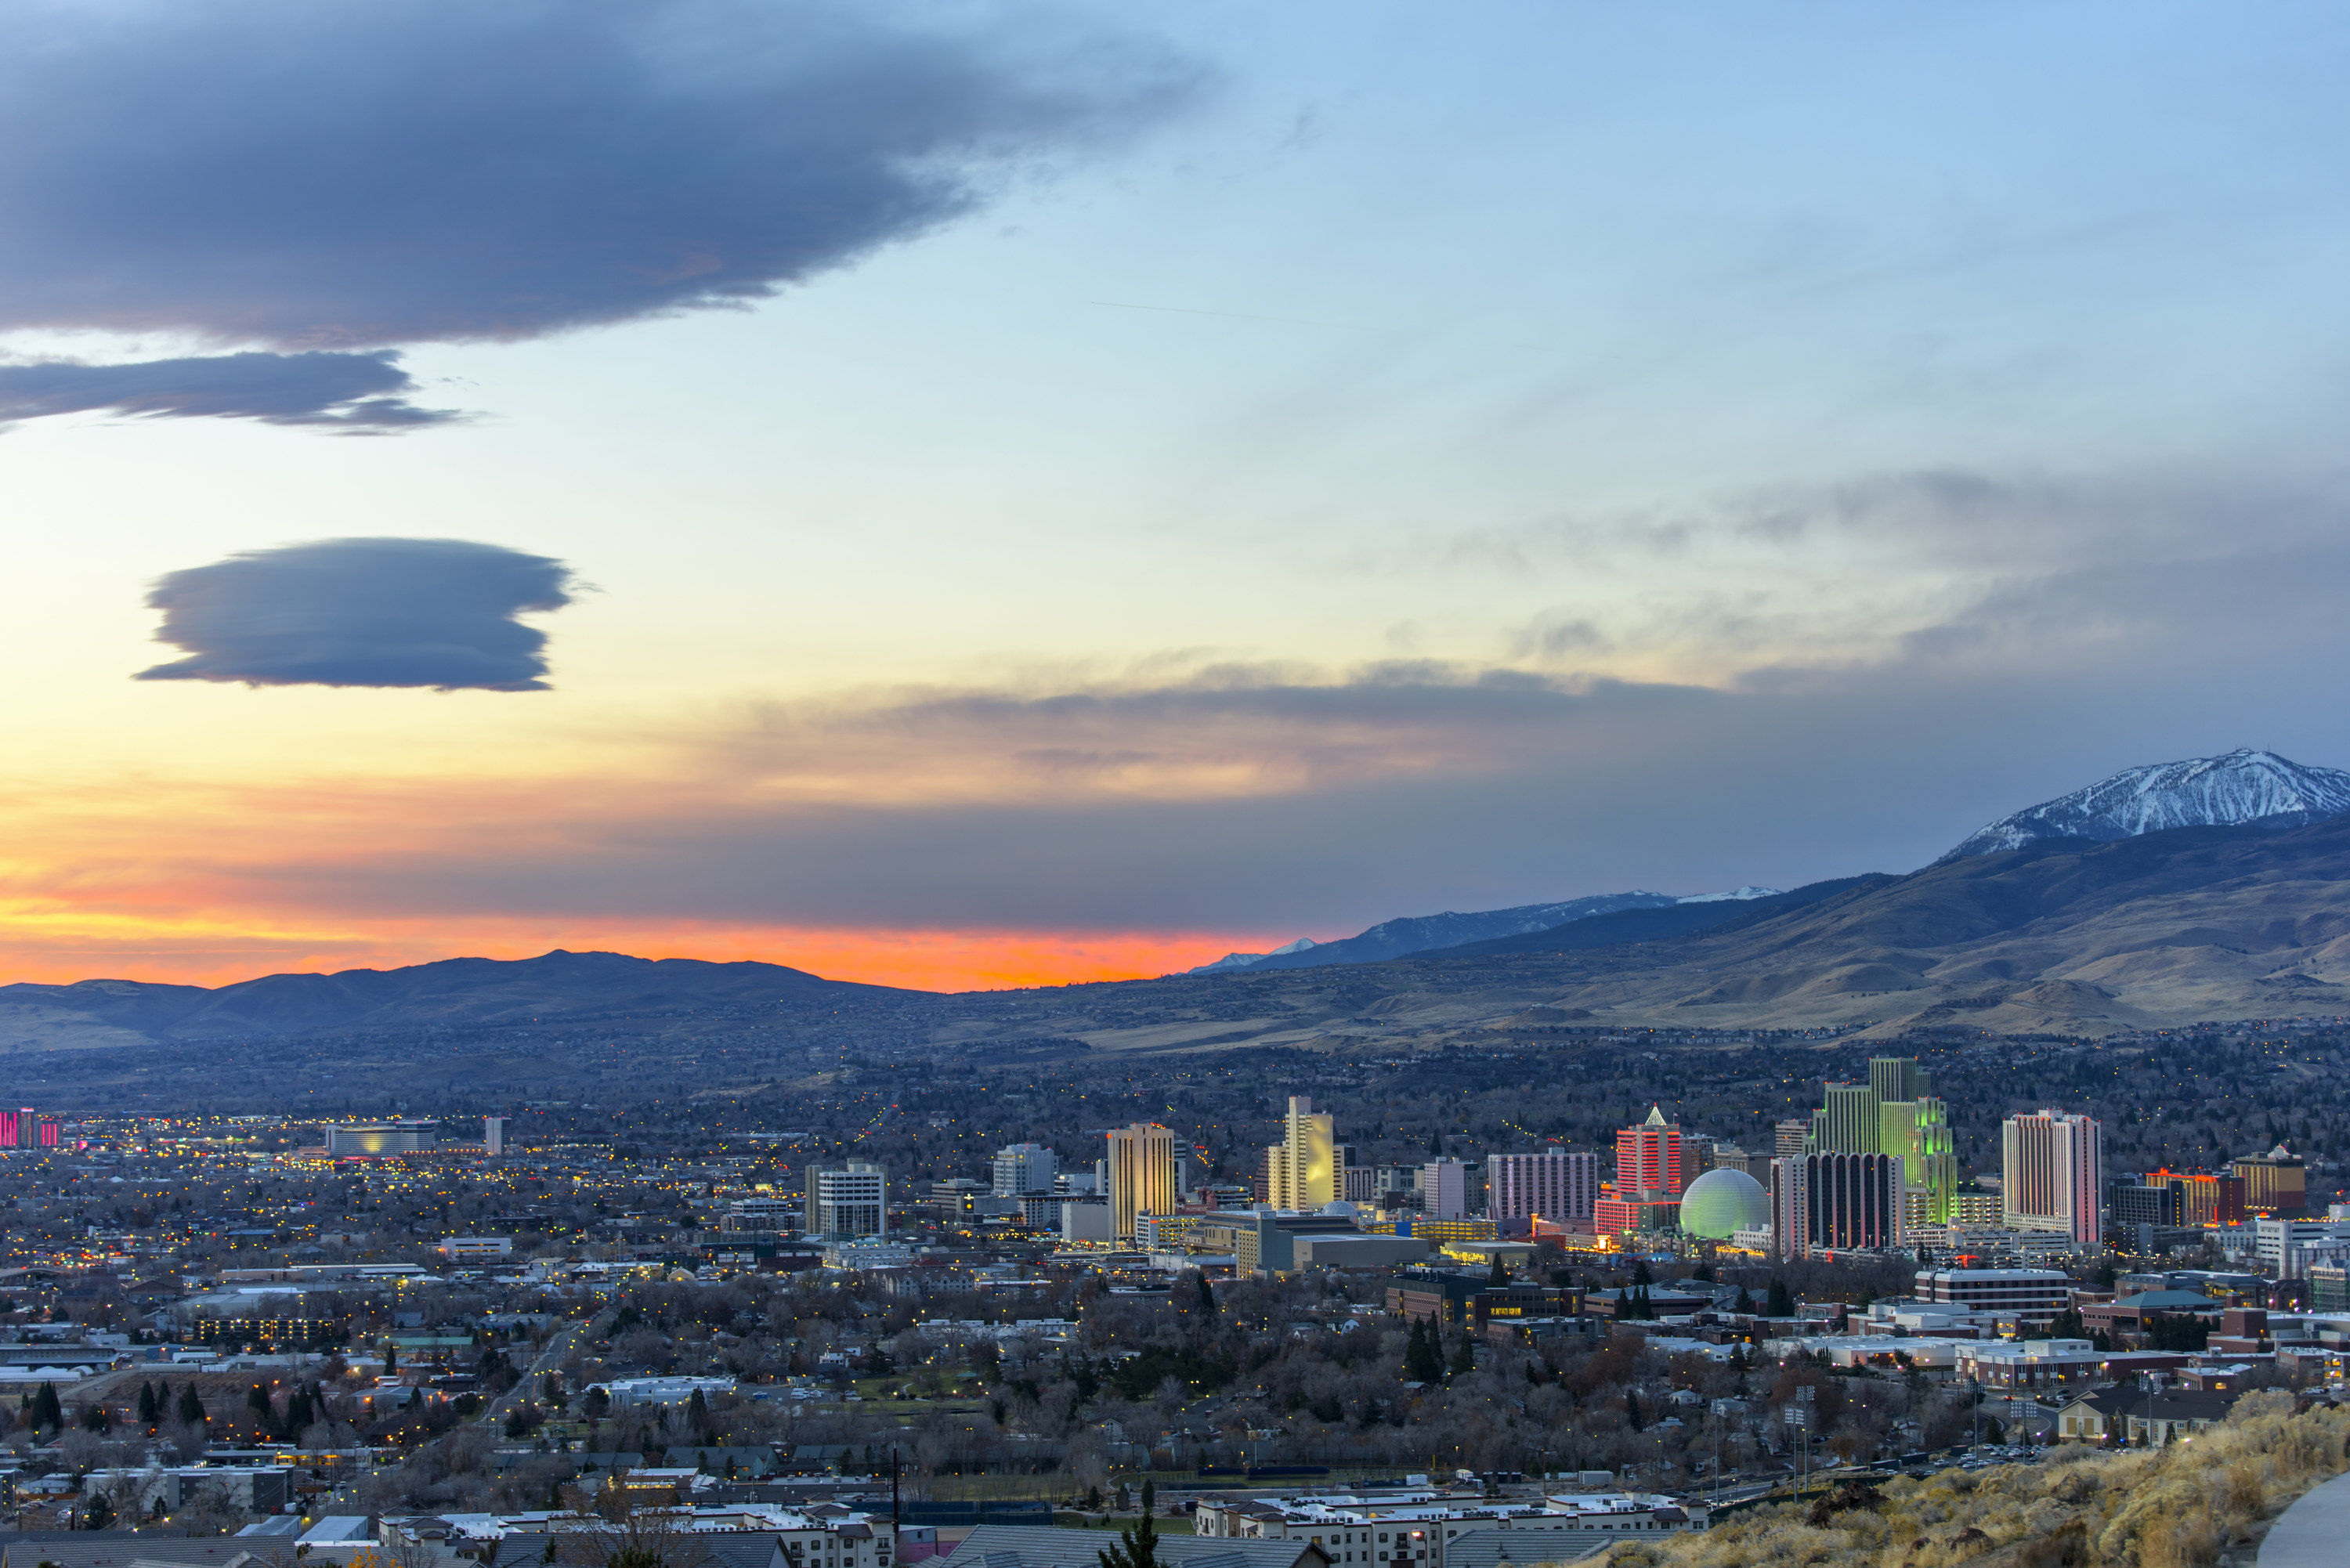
139;539;577;692
0;1;1194;350
0;351;453;429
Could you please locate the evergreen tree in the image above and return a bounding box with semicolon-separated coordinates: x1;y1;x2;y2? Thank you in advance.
1631;1258;1654;1286
1766;1279;1795;1318
1404;1320;1445;1383
1196;1276;1217;1318
1097;1479;1160;1568
1733;1285;1757;1315
1488;1255;1509;1285
82;1402;111;1433
248;1382;274;1429
687;1387;710;1436
383;1341;398;1375
1448;1328;1475;1378
1624;1389;1643;1432
137;1382;158;1425
33;1380;63;1433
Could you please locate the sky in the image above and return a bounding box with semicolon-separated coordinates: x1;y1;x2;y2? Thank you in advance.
3;1;2350;992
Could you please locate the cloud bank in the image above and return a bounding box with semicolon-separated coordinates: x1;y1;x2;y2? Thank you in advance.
0;2;1194;435
0;351;453;429
138;538;577;691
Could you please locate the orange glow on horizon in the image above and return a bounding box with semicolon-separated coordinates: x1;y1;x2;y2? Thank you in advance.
0;917;1297;994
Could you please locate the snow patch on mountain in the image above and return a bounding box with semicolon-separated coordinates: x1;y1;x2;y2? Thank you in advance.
1184;937;1317;975
1936;749;2350;864
1677;886;1782;903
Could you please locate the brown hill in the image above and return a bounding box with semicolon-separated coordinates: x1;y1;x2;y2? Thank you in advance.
1375;815;2350;1038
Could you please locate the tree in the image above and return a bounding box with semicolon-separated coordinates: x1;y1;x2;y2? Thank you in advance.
83;1490;116;1530
248;1382;275;1430
137;1382;158;1426
174;1382;207;1427
1766;1280;1795;1318
383;1340;399;1375
1733;1286;1757;1315
1404;1320;1445;1383
1631;1259;1654;1287
1488;1255;1509;1285
686;1388;710;1437
1448;1329;1475;1379
1097;1479;1159;1568
31;1380;63;1434
1195;1276;1217;1319
1624;1390;1643;1432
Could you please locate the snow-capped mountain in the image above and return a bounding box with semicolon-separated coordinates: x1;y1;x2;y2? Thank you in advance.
1184;938;1317;976
1936;749;2350;864
1677;885;1781;904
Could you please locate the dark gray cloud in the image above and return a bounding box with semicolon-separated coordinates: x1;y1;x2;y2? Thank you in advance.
0;351;453;430
0;2;1195;349
137;539;576;692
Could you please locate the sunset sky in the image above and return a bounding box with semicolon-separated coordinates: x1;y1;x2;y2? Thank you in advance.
4;2;2350;991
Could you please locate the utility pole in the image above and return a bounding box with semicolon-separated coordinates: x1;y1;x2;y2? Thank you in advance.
891;1444;900;1530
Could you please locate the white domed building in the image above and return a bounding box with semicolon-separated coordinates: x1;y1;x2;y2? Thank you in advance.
1678;1166;1770;1239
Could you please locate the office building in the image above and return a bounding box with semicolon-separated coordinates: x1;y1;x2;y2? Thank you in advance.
1802;1151;1904;1252
1812;1082;1880;1154
1879;1096;1958;1225
1767;1158;1806;1259
1683;1134;1719;1179
1487;1149;1600;1224
2312;1263;2350;1313
0;1107;56;1151
1914;1267;2073;1313
2110;1178;2179;1231
990;1142;1058;1197
1616;1107;1684;1198
1107;1123;1178;1241
2254;1217;2350;1278
1806;1057;1955;1224
2148;1169;2246;1228
2233;1150;2308;1216
324;1120;438;1157
2002;1111;2103;1245
1774;1118;1811;1160
1419;1158;1470;1221
483;1116;505;1156
1267;1096;1336;1211
806;1162;887;1239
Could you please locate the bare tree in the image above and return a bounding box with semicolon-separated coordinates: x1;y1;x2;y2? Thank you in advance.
552;1479;716;1568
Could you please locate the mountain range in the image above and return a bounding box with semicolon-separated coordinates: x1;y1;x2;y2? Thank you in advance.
0;950;879;1052
9;746;2350;1057
1936;748;2350;862
1192;886;1783;974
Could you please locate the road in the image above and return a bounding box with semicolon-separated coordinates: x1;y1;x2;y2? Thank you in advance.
482;1321;585;1429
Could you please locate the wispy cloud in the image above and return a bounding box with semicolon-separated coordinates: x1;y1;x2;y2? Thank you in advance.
0;350;453;430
